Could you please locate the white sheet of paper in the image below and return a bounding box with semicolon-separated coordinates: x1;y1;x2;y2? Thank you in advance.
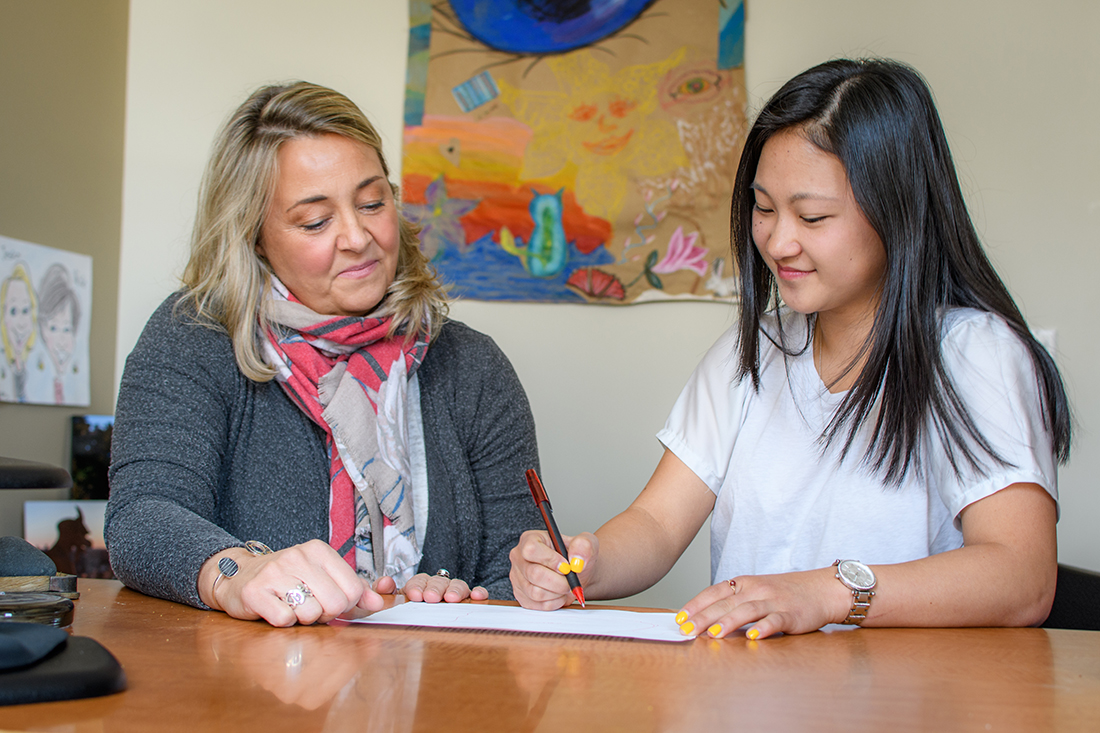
349;602;690;643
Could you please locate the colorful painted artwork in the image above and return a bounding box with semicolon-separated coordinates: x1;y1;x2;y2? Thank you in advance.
0;234;92;405
402;0;746;303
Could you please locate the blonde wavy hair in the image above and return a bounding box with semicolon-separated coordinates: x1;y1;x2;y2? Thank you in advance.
180;81;448;382
1;263;37;364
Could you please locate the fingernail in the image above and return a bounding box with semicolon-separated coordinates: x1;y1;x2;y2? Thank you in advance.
675;610;688;625
708;624;722;637
557;561;571;574
747;628;760;641
679;621;695;635
570;557;585;573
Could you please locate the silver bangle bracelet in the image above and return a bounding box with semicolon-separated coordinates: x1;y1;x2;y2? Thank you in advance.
211;556;239;610
210;542;273;610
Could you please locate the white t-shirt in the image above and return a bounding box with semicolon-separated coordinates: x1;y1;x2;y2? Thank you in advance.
656;308;1057;584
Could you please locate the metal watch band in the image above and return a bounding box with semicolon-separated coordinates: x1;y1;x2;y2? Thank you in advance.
843;588;875;624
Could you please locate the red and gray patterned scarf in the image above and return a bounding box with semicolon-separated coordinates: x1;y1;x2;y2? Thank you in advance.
262;278;428;585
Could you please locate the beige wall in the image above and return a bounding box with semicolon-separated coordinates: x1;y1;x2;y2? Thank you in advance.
115;0;1099;609
0;0;128;537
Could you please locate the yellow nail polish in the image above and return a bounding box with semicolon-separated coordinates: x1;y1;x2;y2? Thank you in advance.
708;624;722;637
675;610;688;625
557;561;571;574
747;628;760;641
570;556;585;573
679;621;695;635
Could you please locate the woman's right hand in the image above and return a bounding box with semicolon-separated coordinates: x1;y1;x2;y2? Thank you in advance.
200;539;385;626
509;529;598;610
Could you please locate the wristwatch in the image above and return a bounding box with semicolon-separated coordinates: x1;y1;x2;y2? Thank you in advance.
833;559;876;625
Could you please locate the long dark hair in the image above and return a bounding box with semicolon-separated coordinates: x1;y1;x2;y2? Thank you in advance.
731;58;1071;483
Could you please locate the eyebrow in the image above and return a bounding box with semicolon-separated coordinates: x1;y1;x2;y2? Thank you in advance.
286;176;385;213
750;182;840;203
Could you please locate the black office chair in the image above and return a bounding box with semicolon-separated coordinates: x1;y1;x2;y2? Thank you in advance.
1041;564;1100;631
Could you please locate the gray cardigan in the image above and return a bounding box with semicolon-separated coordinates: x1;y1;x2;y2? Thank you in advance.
105;295;541;606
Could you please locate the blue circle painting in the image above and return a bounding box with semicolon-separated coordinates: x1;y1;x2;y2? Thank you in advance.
449;0;657;54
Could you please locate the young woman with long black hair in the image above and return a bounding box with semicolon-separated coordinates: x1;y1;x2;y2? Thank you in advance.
509;58;1071;639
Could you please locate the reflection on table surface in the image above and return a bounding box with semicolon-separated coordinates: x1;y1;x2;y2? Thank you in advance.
4;579;1100;732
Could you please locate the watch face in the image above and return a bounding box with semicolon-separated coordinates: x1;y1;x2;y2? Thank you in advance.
839;560;875;590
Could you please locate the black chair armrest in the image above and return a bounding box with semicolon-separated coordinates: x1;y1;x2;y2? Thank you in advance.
1042;563;1100;631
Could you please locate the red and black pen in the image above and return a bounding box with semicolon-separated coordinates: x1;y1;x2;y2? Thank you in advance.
525;468;586;608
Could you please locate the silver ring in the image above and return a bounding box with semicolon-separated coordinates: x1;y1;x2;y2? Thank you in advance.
285;583;313;608
435;569;451;580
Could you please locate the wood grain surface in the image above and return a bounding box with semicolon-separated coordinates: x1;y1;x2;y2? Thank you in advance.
3;579;1099;732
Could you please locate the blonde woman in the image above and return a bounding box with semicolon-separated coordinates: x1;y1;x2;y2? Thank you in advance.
106;82;541;626
1;263;37;402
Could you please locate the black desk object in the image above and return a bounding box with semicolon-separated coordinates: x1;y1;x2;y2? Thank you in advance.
0;456;72;491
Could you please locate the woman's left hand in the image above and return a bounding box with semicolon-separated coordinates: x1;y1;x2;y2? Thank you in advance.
674;567;851;640
374;573;489;603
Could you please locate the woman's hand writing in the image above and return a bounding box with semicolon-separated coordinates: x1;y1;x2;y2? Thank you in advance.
509;529;597;610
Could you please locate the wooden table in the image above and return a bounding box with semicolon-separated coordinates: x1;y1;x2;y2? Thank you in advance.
4;579;1100;732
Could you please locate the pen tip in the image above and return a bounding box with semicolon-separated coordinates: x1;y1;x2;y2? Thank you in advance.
573;587;586;608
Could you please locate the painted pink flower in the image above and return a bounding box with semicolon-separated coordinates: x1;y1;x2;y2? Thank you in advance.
652;226;708;276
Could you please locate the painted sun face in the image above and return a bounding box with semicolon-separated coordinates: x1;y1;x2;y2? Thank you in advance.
3;280;34;354
567;95;639;156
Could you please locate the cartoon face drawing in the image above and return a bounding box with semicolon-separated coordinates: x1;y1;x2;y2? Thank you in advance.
498;48;688;220
41;301;75;370
36;263;81;376
567;95;639;156
1;264;37;367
